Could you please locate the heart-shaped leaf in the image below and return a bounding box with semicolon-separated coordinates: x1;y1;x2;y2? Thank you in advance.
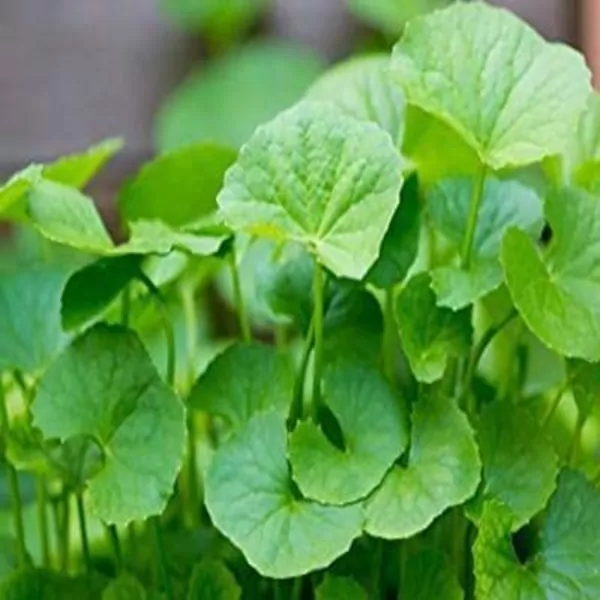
32;324;186;525
205;411;363;579
365;388;480;539
395;273;472;383
392;3;591;169
427;176;543;309
217;101;404;280
289;363;408;505
474;470;600;600
502;187;600;361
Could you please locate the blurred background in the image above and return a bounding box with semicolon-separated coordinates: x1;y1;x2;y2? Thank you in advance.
0;0;593;225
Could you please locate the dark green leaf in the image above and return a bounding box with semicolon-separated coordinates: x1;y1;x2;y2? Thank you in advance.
567;359;600;420
315;574;367;600
402;550;462;600
187;561;241;600
102;574;147;600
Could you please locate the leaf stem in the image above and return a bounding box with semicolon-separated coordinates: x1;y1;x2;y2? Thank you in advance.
542;382;569;429
151;516;173;600
370;538;384;598
228;248;252;343
121;285;131;328
311;262;325;423
460;166;487;269
0;380;28;567
291;578;303;600
568;414;586;465
75;492;91;573
37;476;51;568
106;524;123;574
55;494;71;571
383;286;397;388
289;320;315;429
185;413;201;528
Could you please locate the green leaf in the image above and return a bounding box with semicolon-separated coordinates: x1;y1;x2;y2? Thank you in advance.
567;359;600;421
402;550;462;600
187;561;241;600
26;181;114;254
156;42;324;150
0;266;71;373
102;574;147;600
392;3;591;169
395;273;472;383
427;176;543;309
474;470;600;600
61;255;142;331
307;55;405;146
32;324;186;525
0;166;43;217
218;101;404;280
367;174;420;289
189;343;294;430
364;388;480;539
205;411;363;579
315;574;368;600
469;401;558;530
501;187;600;361
118;143;236;228
0;537;19;582
289;363;408;505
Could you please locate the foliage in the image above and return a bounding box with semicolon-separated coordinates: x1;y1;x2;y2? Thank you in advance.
1;3;600;599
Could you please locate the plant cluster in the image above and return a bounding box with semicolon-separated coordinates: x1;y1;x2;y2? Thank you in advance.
2;2;600;599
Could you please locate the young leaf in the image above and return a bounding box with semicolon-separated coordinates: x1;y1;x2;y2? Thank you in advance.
102;573;147;600
156;41;325;150
205;411;363;579
502;187;600;361
474;470;600;599
567;359;600;421
118;143;237;228
401;550;462;600
315;574;368;600
289;363;408;505
0;266;71;373
307;55;405;146
367;174;420;289
32;324;186;525
218;101;404;280
395;273;472;383
392;3;591;169
469;401;558;530
188;560;241;600
427;176;543;309
364;388;480;539
188;343;294;431
0;165;42;217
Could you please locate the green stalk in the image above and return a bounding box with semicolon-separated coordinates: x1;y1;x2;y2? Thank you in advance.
291;578;303;600
56;494;71;571
106;524;123;574
121;285;131;328
185;414;201;528
288;320;315;428
228;249;251;343
274;323;287;351
151;516;173;600
36;476;50;568
75;492;91;574
460;167;487;269
568;414;586;465
311;263;325;423
0;381;27;567
370;539;384;598
383;286;397;388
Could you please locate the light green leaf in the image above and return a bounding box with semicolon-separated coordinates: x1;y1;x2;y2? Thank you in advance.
218;101;404;280
0;165;43;216
26;181;114;254
365;388;480;539
187;561;241;600
307;55;405;146
118;143;236;228
315;575;368;600
392;3;591;169
469;401;558;530
396;273;472;383
367;174;420;289
402;550;462;600
102;574;147;600
205;411;363;579
189;343;294;430
0;266;71;373
32;324;186;525
474;470;600;600
289;363;408;505
501;187;600;361
156;42;324;150
428;176;543;309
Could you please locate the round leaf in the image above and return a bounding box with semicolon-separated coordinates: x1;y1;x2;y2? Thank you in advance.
392;3;591;169
156;42;325;150
502;187;600;361
217;101;404;280
289;363;408;505
365;388;480;539
32;324;186;525
205;411;363;579
307;55;405;146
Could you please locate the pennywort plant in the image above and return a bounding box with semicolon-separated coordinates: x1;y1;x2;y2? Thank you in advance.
1;2;600;598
